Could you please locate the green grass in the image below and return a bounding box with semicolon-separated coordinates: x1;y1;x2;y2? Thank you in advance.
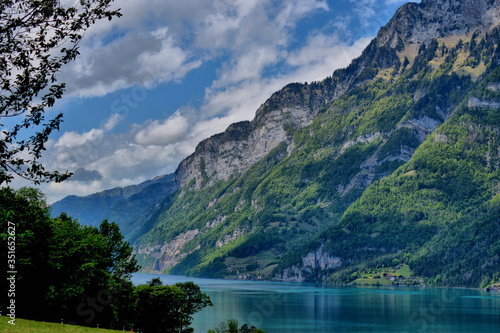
395;264;413;278
352;278;394;286
259;264;278;277
350;265;420;286
0;316;123;333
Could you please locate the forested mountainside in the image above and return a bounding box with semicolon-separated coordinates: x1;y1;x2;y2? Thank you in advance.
52;0;500;288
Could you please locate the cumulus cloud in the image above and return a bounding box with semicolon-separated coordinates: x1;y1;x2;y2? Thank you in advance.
55;129;104;149
59;0;331;99
69;168;103;183
275;0;329;28
60;28;202;98
134;113;190;146
351;0;377;25
43;127;188;202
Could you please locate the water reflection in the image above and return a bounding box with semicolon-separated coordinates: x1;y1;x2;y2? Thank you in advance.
132;274;500;333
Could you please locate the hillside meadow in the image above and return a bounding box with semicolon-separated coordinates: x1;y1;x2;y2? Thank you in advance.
0;316;124;333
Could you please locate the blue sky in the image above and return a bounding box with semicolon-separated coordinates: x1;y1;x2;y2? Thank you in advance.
14;0;412;203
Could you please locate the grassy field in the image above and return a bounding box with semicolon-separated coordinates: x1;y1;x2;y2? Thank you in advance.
0;316;124;333
395;264;412;278
351;264;421;286
224;249;279;279
352;278;394;286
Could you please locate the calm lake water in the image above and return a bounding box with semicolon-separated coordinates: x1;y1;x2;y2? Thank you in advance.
132;274;500;333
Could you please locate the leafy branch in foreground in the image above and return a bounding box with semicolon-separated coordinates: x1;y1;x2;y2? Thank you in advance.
0;0;121;184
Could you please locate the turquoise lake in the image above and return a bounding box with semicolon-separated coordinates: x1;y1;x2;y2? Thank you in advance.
132;274;500;333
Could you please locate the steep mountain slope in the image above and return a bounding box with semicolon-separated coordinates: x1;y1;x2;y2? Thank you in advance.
278;64;500;287
53;0;500;287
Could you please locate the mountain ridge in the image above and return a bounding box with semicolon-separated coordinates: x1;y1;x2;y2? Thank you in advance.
52;0;500;287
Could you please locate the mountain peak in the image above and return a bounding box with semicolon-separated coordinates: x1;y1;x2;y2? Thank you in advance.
376;0;500;50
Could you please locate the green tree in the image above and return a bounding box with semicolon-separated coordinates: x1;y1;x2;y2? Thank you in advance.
0;187;140;328
47;216;140;326
209;320;267;333
136;284;185;333
0;0;121;184
240;324;252;333
96;219;141;281
136;282;212;333
1;187;216;330
0;186;54;320
227;319;239;333
147;277;163;286
176;281;213;332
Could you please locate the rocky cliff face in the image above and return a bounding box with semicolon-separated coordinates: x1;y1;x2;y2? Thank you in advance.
377;0;500;49
175;104;315;191
276;246;342;282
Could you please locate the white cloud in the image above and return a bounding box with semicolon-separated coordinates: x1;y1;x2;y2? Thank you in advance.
134;113;190;146
41;129;187;202
60;28;201;98
55;129;104;149
215;46;282;87
275;0;329;28
287;34;373;81
60;0;331;99
137;29;203;84
102;113;124;131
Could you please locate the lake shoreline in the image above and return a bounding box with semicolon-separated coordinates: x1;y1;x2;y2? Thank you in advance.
133;272;499;293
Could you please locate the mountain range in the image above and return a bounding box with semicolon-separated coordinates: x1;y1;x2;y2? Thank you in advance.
51;0;500;288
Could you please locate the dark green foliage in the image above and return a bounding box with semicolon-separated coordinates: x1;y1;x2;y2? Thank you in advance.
208;319;267;333
402;56;410;69
0;187;140;328
147;277;163;286
1;187;55;320
411;39;440;76
300;66;500;286
409;72;472;120
228;232;282;258
136;281;212;333
1;187;214;331
410;202;500;287
189;257;228;278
